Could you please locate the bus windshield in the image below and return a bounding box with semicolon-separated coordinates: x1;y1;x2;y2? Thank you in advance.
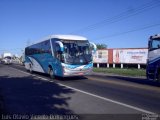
61;40;92;65
149;39;160;51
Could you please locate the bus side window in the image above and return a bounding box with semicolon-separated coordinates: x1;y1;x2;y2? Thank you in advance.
41;40;51;54
45;40;51;54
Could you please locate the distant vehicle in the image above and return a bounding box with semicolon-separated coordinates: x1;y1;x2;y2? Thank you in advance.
20;53;25;66
146;34;160;82
2;53;12;64
24;35;97;79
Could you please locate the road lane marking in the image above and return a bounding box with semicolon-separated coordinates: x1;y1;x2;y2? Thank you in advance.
57;83;155;114
87;76;160;92
11;67;155;114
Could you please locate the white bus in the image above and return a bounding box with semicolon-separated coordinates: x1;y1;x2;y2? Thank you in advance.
25;35;96;79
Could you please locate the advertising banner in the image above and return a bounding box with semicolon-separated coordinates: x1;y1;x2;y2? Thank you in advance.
113;49;148;64
93;50;108;63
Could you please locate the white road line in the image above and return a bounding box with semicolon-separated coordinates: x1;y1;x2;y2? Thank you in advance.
11;67;155;114
57;83;155;114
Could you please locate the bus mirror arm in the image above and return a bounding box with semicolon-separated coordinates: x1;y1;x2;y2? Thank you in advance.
89;42;97;54
55;41;64;52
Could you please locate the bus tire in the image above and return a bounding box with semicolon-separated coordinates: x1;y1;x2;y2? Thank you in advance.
49;68;55;80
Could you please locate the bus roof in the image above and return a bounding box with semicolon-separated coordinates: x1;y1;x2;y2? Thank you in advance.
27;35;88;47
150;34;160;40
51;35;88;41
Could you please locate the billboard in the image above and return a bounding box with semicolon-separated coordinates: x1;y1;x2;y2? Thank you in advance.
93;50;108;63
113;49;148;64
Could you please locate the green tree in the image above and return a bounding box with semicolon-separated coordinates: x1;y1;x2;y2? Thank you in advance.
96;43;107;49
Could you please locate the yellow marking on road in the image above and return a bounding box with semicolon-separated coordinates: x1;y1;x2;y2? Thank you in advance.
87;76;160;92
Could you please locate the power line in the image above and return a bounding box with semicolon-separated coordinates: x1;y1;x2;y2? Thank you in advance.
93;23;160;40
0;48;23;52
70;0;160;34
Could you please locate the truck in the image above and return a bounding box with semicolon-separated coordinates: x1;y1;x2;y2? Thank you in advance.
1;53;12;64
146;34;160;82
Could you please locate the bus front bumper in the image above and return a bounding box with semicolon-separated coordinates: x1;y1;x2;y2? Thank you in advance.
62;68;93;77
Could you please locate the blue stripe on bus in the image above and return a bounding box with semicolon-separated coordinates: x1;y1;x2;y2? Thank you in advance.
31;55;46;72
26;53;54;73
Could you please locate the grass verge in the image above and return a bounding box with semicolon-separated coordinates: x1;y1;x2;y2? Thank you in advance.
93;68;146;77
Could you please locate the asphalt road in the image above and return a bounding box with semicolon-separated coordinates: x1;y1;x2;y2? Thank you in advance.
0;63;160;120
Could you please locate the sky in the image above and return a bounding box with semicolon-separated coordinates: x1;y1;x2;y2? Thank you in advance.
0;0;160;56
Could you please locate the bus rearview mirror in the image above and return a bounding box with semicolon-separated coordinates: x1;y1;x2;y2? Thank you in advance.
55;41;64;52
89;42;97;54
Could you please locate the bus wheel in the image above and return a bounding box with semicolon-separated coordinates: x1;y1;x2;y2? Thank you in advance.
49;68;55;80
29;64;33;74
